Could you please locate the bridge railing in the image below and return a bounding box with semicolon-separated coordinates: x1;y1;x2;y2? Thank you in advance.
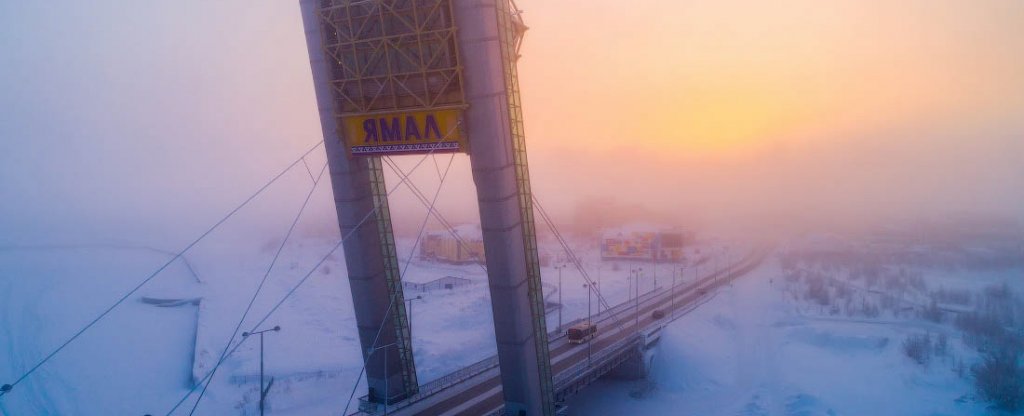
553;282;668;341
552;334;641;389
431;248;771;416
416;355;499;399
358;354;500;414
358;284;667;414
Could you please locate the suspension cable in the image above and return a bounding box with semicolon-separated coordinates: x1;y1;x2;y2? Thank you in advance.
187;162;328;415
382;156;488;275
392;156;630;334
532;195;632;333
0;141;324;399
163;125;460;415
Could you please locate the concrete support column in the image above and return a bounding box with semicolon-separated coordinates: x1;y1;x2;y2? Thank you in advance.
299;0;417;403
455;1;554;414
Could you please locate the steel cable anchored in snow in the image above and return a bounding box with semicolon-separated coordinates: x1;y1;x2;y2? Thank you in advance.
165;123;461;416
0;140;324;401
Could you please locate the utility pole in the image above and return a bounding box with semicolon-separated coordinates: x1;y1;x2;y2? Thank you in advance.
242;325;281;416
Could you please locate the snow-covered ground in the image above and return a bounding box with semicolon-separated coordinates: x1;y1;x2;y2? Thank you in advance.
0;227;723;416
567;257;1019;415
3;227;1019;415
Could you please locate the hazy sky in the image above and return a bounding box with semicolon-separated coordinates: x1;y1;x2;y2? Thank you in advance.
1;0;1022;241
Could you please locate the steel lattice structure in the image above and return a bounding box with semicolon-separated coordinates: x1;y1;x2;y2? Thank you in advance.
493;0;555;413
316;0;467;115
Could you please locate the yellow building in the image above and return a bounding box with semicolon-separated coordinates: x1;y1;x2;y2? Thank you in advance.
601;227;692;262
420;225;486;264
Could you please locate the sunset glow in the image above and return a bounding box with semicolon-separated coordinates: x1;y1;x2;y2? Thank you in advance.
518;0;1024;156
2;1;1024;414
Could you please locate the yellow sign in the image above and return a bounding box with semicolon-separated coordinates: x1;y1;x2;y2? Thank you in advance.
341;109;466;156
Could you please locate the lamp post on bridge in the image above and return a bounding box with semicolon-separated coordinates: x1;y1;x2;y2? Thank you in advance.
672;263;685;319
637;267;643;332
242;325;281;416
715;245;722;286
556;264;566;332
631;267;643;333
694;248;701;284
627;274;633;323
367;342;398;415
725;244;732;284
653;252;658;289
583;282;593;365
405;295;422;339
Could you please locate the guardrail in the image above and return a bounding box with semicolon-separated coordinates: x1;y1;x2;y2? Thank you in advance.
417;355;499;398
552;334;641;389
554;281;671;340
360;246;771;415
357;354;500;414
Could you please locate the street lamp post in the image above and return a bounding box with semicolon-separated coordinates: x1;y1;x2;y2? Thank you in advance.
724;245;732;284
367;342;399;415
722;245;731;285
632;267;642;333
405;295;422;338
626;273;634;332
653;253;658;289
556;264;565;331
242;325;281;416
676;265;687;318
694;248;702;285
583;283;593;365
627;274;633;309
596;265;603;314
670;265;678;318
671;266;676;312
715;246;721;286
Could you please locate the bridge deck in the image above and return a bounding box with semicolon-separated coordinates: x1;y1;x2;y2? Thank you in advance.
356;247;770;416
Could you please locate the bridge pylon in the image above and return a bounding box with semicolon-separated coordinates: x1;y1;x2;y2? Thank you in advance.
300;0;554;414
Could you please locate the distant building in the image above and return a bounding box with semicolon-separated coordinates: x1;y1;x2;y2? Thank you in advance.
601;227;693;262
403;276;473;292
419;224;557;266
420;224;486;264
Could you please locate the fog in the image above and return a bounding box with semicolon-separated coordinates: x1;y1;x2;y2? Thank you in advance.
1;0;1022;247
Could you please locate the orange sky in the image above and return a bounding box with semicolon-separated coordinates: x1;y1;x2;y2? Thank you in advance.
1;0;1021;237
500;0;1024;231
516;0;1024;155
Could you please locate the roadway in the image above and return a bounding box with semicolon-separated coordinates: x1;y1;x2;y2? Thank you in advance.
380;246;771;415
